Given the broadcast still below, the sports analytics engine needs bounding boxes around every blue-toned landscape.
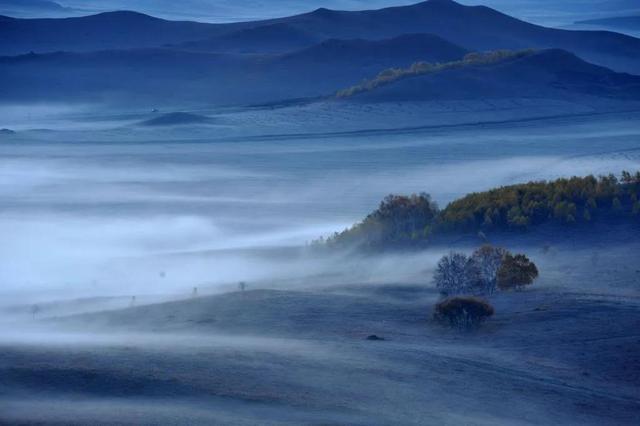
[1,1,639,424]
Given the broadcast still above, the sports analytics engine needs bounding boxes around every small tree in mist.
[433,296,494,330]
[497,254,539,291]
[433,252,475,296]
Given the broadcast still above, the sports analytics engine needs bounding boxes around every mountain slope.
[277,33,467,66]
[0,34,469,105]
[263,0,640,73]
[0,48,250,104]
[176,23,321,54]
[340,49,640,103]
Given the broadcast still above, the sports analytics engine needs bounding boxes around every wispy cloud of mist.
[1,105,638,303]
[0,149,636,300]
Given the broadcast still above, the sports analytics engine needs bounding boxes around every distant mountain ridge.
[0,0,66,11]
[0,10,227,55]
[1,0,639,73]
[0,0,68,17]
[1,0,639,107]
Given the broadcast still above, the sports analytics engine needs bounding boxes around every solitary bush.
[497,254,539,291]
[433,296,495,330]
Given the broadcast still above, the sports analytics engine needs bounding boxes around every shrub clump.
[496,253,539,291]
[433,296,495,330]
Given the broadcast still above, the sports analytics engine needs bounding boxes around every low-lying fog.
[1,105,639,306]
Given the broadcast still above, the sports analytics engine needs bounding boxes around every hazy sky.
[3,0,639,26]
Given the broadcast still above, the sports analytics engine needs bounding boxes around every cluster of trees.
[440,172,640,232]
[433,245,539,296]
[336,49,535,98]
[432,245,538,330]
[324,172,640,249]
[321,193,439,249]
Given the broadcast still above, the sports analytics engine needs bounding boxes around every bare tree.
[470,245,509,295]
[433,252,473,296]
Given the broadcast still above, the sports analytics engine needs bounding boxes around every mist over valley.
[1,1,639,424]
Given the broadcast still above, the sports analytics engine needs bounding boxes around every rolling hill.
[0,34,470,105]
[139,112,213,126]
[278,33,467,66]
[0,48,251,104]
[0,10,229,55]
[338,49,640,103]
[175,23,322,54]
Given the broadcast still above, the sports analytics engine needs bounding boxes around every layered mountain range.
[1,0,639,107]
